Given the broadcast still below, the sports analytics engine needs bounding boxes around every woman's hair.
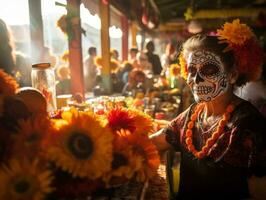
[183,34,234,70]
[182,34,247,86]
[0,19,15,74]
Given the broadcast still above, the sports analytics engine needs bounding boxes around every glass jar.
[31,63,57,112]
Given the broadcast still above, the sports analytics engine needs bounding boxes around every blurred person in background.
[136,52,153,75]
[117,61,133,85]
[41,46,57,67]
[0,18,31,86]
[83,46,98,92]
[161,42,176,76]
[56,65,71,95]
[122,69,148,97]
[129,47,139,68]
[110,48,121,64]
[145,40,162,75]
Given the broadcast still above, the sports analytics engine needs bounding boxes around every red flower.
[233,39,263,82]
[107,108,136,133]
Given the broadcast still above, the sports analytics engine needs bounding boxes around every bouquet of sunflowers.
[0,70,160,200]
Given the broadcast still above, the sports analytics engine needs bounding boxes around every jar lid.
[32,63,51,69]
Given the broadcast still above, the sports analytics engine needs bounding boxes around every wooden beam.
[121,15,129,61]
[100,0,112,94]
[130,21,138,48]
[28,0,45,63]
[67,0,85,97]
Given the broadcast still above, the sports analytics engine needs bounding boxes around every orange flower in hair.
[179,52,188,80]
[169,63,180,77]
[217,19,254,47]
[217,19,263,82]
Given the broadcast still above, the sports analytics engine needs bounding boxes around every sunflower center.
[68,132,93,160]
[112,153,128,169]
[14,180,30,194]
[27,133,39,143]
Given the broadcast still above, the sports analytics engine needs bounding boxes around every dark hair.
[123,62,133,72]
[146,41,155,52]
[88,47,96,55]
[182,34,248,86]
[129,47,138,54]
[0,19,15,74]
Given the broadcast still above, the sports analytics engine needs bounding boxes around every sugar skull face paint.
[187,50,228,102]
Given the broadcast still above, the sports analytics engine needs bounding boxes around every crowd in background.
[1,17,266,116]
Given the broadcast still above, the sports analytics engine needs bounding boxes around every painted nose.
[195,72,204,84]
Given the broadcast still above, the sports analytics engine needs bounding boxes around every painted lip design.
[194,86,213,95]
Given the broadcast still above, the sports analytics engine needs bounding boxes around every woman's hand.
[153,119,169,132]
[149,128,171,151]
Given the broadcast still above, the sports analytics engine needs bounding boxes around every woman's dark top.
[164,101,266,199]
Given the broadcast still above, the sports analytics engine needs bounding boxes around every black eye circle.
[200,64,220,77]
[188,66,197,76]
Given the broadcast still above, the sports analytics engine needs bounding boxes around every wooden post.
[67,0,85,97]
[130,21,138,48]
[100,0,112,94]
[121,15,129,61]
[28,0,45,63]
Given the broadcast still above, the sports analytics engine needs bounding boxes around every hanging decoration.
[184,7,266,21]
[139,0,160,30]
[102,0,109,5]
[55,2,86,42]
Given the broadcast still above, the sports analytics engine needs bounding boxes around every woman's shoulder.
[232,99,266,130]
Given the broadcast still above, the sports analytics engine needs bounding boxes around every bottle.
[31,63,57,112]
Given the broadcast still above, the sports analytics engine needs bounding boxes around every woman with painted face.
[150,20,266,199]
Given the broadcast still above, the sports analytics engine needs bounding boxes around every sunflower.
[0,69,18,96]
[117,129,160,182]
[0,159,54,200]
[13,114,51,160]
[103,130,142,184]
[45,110,113,179]
[0,128,13,164]
[217,19,254,46]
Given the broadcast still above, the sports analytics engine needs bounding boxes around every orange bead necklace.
[185,103,235,159]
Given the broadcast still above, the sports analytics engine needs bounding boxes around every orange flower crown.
[217,19,263,82]
[169,63,180,77]
[179,19,263,82]
[179,52,188,80]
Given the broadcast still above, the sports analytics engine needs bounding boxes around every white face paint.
[186,50,228,102]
